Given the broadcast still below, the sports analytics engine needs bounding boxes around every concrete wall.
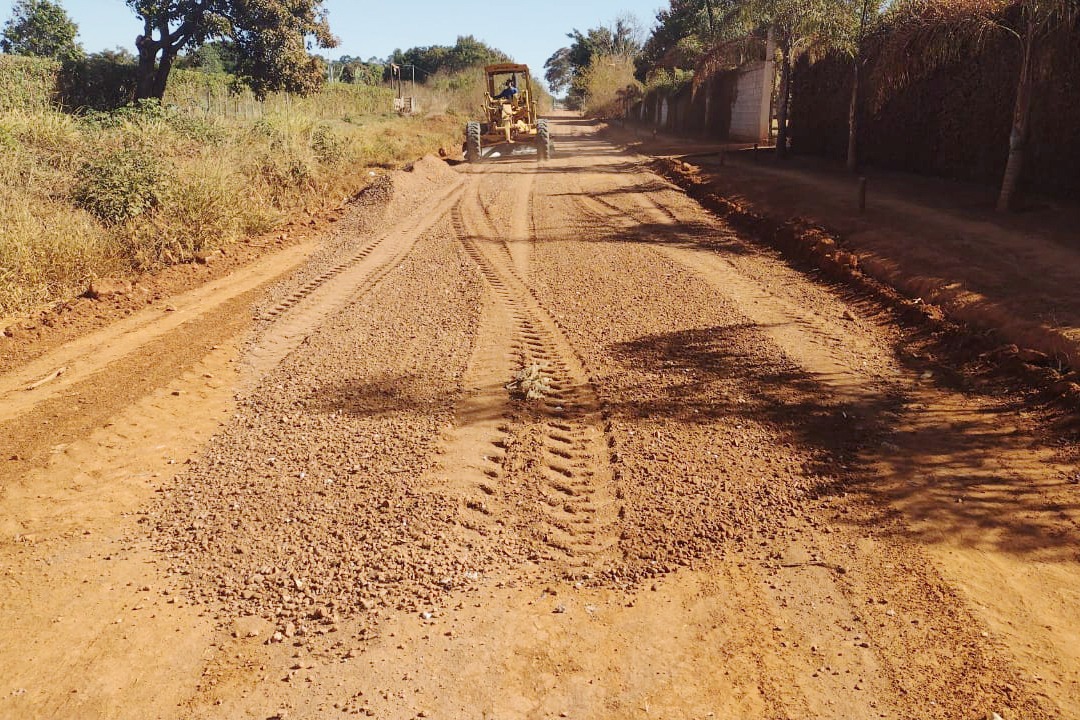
[729,60,774,142]
[629,54,773,142]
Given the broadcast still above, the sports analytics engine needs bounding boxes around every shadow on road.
[604,322,1079,562]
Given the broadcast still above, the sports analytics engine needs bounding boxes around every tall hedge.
[56,55,138,110]
[0,53,140,111]
[0,54,57,112]
[789,28,1080,200]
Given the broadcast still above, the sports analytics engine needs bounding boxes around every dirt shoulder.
[607,126,1080,396]
[0,193,352,378]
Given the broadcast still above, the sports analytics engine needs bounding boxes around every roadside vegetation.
[387,35,553,116]
[0,55,462,315]
[0,3,541,317]
[544,19,644,116]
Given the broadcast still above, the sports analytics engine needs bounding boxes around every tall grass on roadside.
[0,108,118,313]
[165,70,395,121]
[0,76,462,317]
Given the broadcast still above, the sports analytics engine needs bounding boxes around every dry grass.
[506,363,551,400]
[0,76,462,316]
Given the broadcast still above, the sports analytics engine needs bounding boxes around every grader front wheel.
[537,119,553,161]
[465,121,481,163]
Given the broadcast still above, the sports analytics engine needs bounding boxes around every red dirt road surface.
[1,118,1078,719]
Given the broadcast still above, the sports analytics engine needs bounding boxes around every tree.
[388,36,510,77]
[880,0,1079,210]
[176,40,241,74]
[840,0,884,171]
[576,53,642,117]
[544,47,573,94]
[1,0,83,61]
[335,56,383,85]
[545,18,643,103]
[639,0,740,78]
[125,1,338,101]
[91,46,137,64]
[784,0,883,171]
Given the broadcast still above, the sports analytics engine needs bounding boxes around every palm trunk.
[776,45,791,159]
[846,58,859,172]
[847,0,873,173]
[997,28,1035,212]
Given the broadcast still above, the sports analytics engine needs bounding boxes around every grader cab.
[464,63,552,162]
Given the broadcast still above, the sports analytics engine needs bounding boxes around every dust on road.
[0,119,1077,720]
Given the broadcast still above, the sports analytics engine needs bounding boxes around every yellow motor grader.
[464,63,552,162]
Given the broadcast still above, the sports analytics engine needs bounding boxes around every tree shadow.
[604,323,1080,562]
[529,218,754,257]
[310,372,515,430]
[307,372,454,420]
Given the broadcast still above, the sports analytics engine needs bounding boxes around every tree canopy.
[388,36,510,78]
[1,0,83,61]
[334,56,384,86]
[544,18,643,102]
[637,0,741,77]
[125,0,338,100]
[175,40,240,74]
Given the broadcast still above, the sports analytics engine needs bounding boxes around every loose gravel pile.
[152,205,501,633]
[152,160,859,632]
[255,157,455,320]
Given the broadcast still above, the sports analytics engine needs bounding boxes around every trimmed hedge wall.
[0,55,395,118]
[790,28,1080,199]
[0,55,58,112]
[0,53,138,111]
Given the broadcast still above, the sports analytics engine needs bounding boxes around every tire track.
[427,181,519,541]
[244,178,465,382]
[569,173,889,401]
[453,172,620,571]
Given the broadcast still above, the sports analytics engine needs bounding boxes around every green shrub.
[73,147,171,224]
[0,123,15,152]
[120,168,241,269]
[169,114,227,144]
[79,98,164,129]
[311,123,345,163]
[56,55,137,111]
[256,149,315,206]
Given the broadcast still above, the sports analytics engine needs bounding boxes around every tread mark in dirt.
[244,179,465,382]
[436,189,519,539]
[568,173,886,399]
[453,174,620,571]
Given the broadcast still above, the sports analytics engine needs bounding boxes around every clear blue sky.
[39,0,664,81]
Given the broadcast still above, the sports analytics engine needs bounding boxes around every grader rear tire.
[537,119,552,160]
[465,121,481,163]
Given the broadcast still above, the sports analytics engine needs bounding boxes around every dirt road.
[1,119,1077,719]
